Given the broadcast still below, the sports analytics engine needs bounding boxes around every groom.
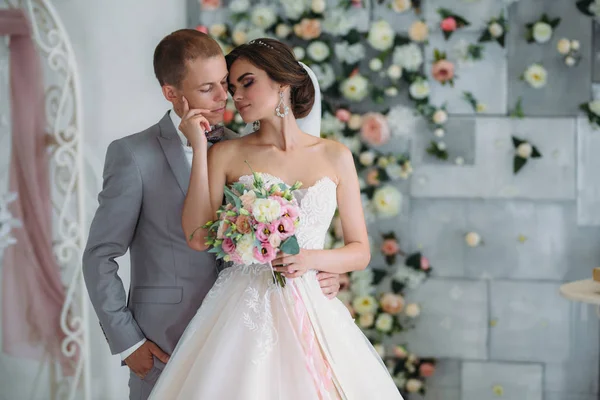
[82,29,341,400]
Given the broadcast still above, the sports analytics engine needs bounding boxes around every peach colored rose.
[360,112,390,146]
[223,109,234,124]
[336,109,351,122]
[380,293,404,314]
[420,256,430,270]
[432,59,454,84]
[419,363,435,377]
[235,215,252,234]
[380,239,399,256]
[366,169,380,186]
[440,17,456,32]
[195,25,209,34]
[240,190,257,212]
[201,0,221,9]
[408,21,429,42]
[295,19,321,40]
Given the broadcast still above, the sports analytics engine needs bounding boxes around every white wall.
[0,1,185,399]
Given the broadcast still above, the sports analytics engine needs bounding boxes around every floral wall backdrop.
[193,0,600,399]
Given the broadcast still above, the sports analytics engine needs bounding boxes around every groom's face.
[165,55,229,125]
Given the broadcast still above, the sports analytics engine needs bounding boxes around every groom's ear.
[161,85,179,104]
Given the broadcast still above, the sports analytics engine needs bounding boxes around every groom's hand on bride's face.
[317,272,341,299]
[125,340,170,379]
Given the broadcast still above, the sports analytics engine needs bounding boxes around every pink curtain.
[0,9,71,374]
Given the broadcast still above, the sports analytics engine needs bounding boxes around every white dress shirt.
[119,110,192,361]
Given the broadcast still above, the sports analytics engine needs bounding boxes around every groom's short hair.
[153,29,223,88]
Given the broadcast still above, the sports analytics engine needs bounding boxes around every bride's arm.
[274,142,371,275]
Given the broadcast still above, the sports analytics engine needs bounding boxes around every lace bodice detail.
[236,173,337,250]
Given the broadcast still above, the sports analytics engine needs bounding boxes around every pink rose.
[420,256,430,271]
[360,112,390,146]
[195,25,209,34]
[380,293,405,314]
[366,169,380,186]
[256,222,275,242]
[440,17,457,32]
[432,59,455,84]
[381,239,399,256]
[222,238,236,254]
[275,217,295,239]
[336,109,351,122]
[419,363,435,378]
[200,0,220,10]
[253,242,276,264]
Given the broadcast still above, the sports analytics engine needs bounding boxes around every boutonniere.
[479,11,508,47]
[525,13,560,44]
[556,38,581,67]
[512,136,542,174]
[437,8,470,40]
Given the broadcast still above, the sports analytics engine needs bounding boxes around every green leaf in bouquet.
[385,254,397,265]
[280,236,300,255]
[576,0,594,16]
[372,269,387,285]
[232,182,247,195]
[513,156,527,174]
[478,30,492,44]
[223,186,241,210]
[511,135,525,148]
[531,146,542,158]
[405,252,421,269]
[392,279,406,294]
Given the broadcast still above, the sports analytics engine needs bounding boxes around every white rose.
[387,65,402,80]
[358,313,375,328]
[517,142,533,158]
[488,22,504,38]
[341,74,369,102]
[375,313,394,332]
[437,141,446,151]
[385,87,398,97]
[523,63,547,89]
[251,6,277,29]
[391,0,411,13]
[359,151,375,166]
[236,234,256,265]
[209,23,226,38]
[307,41,330,62]
[352,295,378,315]
[268,233,281,248]
[348,114,363,130]
[432,109,448,125]
[373,344,386,359]
[293,46,305,60]
[588,100,600,116]
[404,303,420,317]
[406,379,423,393]
[369,58,383,71]
[367,20,395,51]
[557,38,571,55]
[533,22,552,43]
[465,231,481,247]
[571,39,580,51]
[311,0,326,13]
[252,198,281,223]
[373,186,402,217]
[565,56,576,67]
[275,24,291,38]
[232,30,248,46]
[455,156,465,166]
[392,43,423,72]
[230,0,250,12]
[434,128,445,138]
[409,80,430,100]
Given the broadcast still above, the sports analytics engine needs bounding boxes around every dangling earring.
[253,120,260,131]
[275,91,289,118]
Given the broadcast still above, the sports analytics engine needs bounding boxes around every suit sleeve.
[82,139,146,354]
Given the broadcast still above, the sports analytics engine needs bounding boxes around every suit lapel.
[157,112,190,195]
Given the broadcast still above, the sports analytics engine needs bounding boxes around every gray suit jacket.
[83,112,237,359]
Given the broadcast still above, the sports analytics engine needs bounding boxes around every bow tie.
[186,125,225,146]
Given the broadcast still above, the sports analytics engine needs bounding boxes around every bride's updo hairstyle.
[225,38,315,119]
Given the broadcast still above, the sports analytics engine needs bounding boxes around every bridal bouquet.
[197,169,302,287]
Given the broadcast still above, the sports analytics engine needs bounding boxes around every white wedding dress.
[149,173,403,400]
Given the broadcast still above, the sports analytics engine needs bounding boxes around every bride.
[148,38,403,400]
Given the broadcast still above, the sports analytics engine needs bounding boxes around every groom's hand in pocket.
[125,340,170,379]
